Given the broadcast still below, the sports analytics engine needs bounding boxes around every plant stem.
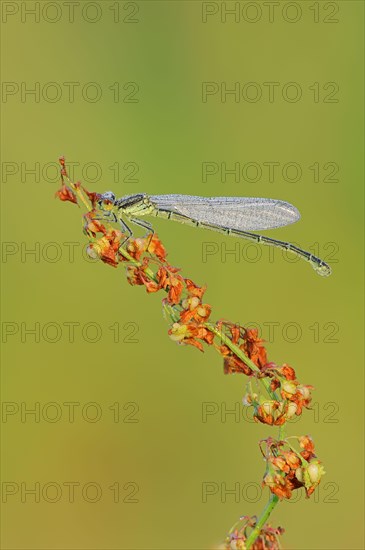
[205,323,278,400]
[205,323,260,373]
[245,494,280,549]
[118,247,158,282]
[66,177,92,211]
[278,425,286,440]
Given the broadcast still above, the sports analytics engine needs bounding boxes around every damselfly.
[96,192,331,277]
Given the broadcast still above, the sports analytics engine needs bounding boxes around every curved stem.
[245,494,280,549]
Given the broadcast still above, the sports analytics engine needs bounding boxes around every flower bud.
[261,400,275,416]
[271,456,287,471]
[297,385,311,399]
[285,402,298,419]
[263,473,275,487]
[87,244,100,259]
[190,296,200,310]
[284,451,301,469]
[295,467,303,483]
[306,460,325,484]
[230,539,246,550]
[242,393,252,406]
[282,381,297,395]
[169,323,188,342]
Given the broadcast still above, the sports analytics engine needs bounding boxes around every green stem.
[66,176,92,211]
[205,323,260,373]
[118,247,158,282]
[245,494,280,549]
[278,425,286,440]
[205,323,278,400]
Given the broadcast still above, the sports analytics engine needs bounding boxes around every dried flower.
[225,516,284,550]
[55,184,78,204]
[261,436,324,500]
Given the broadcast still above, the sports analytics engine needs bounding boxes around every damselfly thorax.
[96,192,331,277]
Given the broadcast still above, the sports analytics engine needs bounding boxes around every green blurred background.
[1,1,364,548]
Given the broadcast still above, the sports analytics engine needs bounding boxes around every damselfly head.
[98,191,116,211]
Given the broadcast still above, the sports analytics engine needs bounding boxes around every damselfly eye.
[100,191,116,203]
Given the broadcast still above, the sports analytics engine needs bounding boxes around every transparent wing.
[149,195,300,231]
